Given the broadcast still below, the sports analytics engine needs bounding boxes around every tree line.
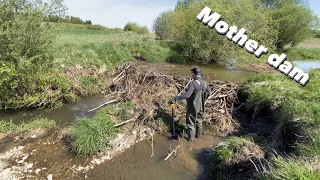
[153,0,320,62]
[45,15,93,25]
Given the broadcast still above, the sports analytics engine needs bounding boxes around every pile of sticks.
[111,63,241,136]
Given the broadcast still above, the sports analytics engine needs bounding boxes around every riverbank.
[1,64,320,179]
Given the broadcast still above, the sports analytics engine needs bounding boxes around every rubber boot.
[195,127,202,138]
[187,127,195,142]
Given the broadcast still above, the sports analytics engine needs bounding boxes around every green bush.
[124,22,140,32]
[69,107,119,155]
[136,26,149,35]
[0,120,17,133]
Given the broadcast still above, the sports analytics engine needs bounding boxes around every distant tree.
[136,26,149,35]
[153,10,174,40]
[124,22,140,32]
[267,0,317,49]
[85,20,92,25]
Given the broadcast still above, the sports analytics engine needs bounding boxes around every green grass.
[263,156,320,180]
[0,118,56,133]
[53,23,185,67]
[286,48,320,60]
[240,69,320,179]
[210,137,262,180]
[69,107,119,155]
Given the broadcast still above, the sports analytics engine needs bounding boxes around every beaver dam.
[0,63,268,180]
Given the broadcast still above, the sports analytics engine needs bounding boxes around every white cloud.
[64,0,175,30]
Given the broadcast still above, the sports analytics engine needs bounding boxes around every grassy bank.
[0,118,56,133]
[210,68,320,179]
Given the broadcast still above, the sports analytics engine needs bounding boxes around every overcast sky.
[64,0,320,30]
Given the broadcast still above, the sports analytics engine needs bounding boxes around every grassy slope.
[53,23,184,67]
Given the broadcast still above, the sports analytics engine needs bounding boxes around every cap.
[191,67,201,75]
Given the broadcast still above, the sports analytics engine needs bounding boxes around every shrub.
[136,26,149,35]
[0,120,17,133]
[124,22,140,32]
[69,107,119,155]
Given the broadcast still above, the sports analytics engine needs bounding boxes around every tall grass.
[241,69,320,179]
[264,156,320,180]
[69,107,119,155]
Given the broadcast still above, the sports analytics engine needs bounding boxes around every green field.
[52,23,185,68]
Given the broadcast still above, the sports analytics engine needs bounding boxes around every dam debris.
[111,63,241,136]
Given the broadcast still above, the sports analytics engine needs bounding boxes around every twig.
[114,119,135,127]
[249,158,260,173]
[164,145,181,161]
[87,99,118,112]
[151,131,154,157]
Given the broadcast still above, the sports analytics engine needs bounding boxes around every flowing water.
[0,62,255,180]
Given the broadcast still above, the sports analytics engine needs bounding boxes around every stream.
[4,61,318,180]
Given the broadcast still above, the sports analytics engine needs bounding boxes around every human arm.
[168,82,194,104]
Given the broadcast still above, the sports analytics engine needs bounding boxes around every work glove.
[168,97,177,104]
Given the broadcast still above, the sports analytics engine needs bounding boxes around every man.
[169,67,211,142]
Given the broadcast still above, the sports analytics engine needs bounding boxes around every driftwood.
[164,145,181,161]
[87,99,118,112]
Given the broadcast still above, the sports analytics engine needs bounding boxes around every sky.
[64,0,320,31]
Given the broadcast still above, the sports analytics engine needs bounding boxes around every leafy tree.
[168,0,277,63]
[153,10,174,40]
[0,0,67,109]
[270,3,315,49]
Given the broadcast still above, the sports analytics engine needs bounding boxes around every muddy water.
[0,95,112,125]
[139,61,257,82]
[0,62,255,125]
[87,135,221,180]
[0,62,250,180]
